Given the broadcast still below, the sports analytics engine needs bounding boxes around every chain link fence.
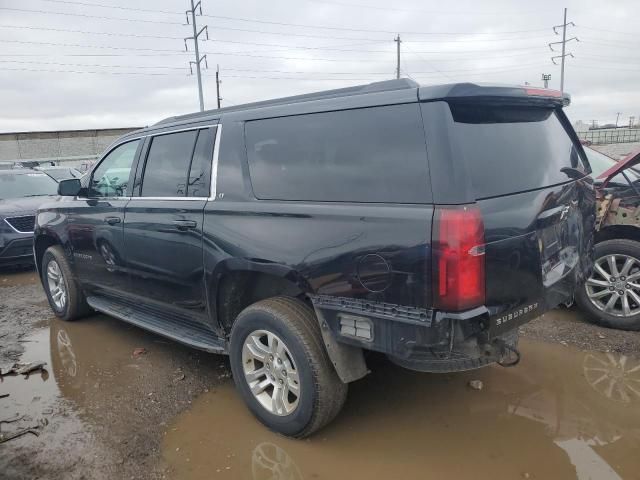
[578,128,640,145]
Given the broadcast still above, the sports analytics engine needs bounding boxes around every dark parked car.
[576,147,640,330]
[0,169,58,267]
[34,80,595,437]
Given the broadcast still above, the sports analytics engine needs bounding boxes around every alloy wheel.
[46,259,67,311]
[242,330,301,416]
[585,254,640,317]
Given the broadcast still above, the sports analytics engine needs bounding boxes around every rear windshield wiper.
[560,166,588,180]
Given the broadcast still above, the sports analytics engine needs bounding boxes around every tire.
[576,239,640,331]
[229,296,347,438]
[41,245,90,321]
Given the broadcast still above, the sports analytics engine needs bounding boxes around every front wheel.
[576,239,640,331]
[41,246,90,321]
[229,296,347,438]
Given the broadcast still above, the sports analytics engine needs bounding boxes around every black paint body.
[34,81,595,368]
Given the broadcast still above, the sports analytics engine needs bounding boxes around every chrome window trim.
[146,124,217,138]
[209,124,222,201]
[84,196,132,201]
[84,123,221,201]
[4,215,36,234]
[128,197,208,201]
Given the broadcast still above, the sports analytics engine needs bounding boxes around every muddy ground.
[1,267,639,480]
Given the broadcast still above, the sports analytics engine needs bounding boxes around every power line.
[0,24,186,40]
[577,25,639,37]
[307,0,543,15]
[0,6,185,25]
[0,59,188,70]
[403,43,453,81]
[199,15,550,37]
[0,24,552,56]
[0,66,379,81]
[579,38,640,48]
[571,63,640,72]
[23,0,181,15]
[0,38,549,59]
[14,0,551,35]
[0,59,551,76]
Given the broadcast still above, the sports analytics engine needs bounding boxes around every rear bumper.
[310,295,534,372]
[0,235,34,266]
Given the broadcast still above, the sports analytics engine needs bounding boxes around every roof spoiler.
[419,83,570,107]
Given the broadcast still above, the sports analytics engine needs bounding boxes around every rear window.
[450,105,585,199]
[245,104,430,203]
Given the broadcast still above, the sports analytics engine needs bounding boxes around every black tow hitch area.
[387,317,521,373]
[476,331,521,368]
[493,338,521,368]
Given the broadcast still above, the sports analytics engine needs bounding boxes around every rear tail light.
[432,205,485,311]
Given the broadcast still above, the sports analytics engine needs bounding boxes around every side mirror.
[58,178,82,196]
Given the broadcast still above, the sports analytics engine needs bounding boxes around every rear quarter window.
[244,103,431,203]
[449,105,586,199]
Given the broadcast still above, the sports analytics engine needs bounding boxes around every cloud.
[0,0,638,131]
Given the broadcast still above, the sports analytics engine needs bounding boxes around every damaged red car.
[576,147,640,330]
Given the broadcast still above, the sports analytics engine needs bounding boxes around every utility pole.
[184,0,209,112]
[215,64,222,109]
[591,120,598,129]
[616,112,621,127]
[394,35,401,79]
[542,73,551,88]
[550,8,578,95]
[630,116,636,128]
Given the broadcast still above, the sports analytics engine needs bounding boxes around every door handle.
[104,216,121,225]
[173,219,197,231]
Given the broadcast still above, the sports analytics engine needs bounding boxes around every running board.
[86,295,226,354]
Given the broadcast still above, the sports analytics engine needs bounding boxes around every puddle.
[1,312,227,478]
[2,268,639,479]
[163,342,640,480]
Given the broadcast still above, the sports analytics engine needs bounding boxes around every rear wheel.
[41,246,90,321]
[576,239,640,331]
[229,296,347,438]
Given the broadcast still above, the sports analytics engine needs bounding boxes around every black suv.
[35,80,595,437]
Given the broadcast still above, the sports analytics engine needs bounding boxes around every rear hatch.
[421,85,595,337]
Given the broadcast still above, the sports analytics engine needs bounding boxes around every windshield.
[0,172,58,199]
[584,147,640,183]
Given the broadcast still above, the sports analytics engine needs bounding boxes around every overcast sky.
[0,0,638,132]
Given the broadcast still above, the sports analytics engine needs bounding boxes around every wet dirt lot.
[1,268,640,480]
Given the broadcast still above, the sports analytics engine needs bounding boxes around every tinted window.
[91,140,139,197]
[187,128,215,197]
[141,130,198,197]
[0,172,58,199]
[450,105,586,199]
[245,104,430,203]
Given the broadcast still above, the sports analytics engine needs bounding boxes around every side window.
[244,104,430,203]
[90,140,140,198]
[187,128,215,197]
[141,130,198,197]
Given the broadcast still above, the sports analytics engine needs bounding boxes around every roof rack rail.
[155,78,418,126]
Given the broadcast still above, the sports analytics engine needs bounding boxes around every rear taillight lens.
[432,205,485,311]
